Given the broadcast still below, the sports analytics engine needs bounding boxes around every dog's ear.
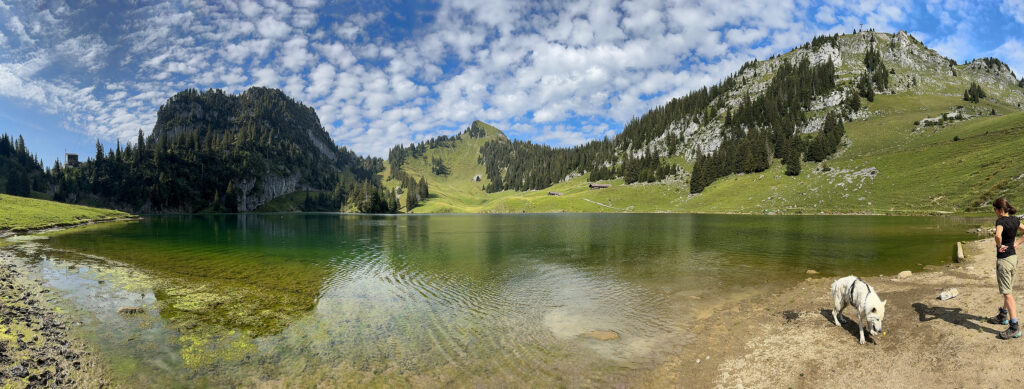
[882,300,887,306]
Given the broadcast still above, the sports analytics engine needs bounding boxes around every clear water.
[11,213,976,386]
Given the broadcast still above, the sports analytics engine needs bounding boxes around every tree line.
[0,134,45,197]
[14,87,398,213]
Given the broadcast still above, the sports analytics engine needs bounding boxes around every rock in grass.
[897,270,912,279]
[939,288,959,300]
[581,330,619,341]
[117,306,144,315]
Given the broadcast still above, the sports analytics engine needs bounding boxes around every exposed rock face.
[236,173,302,212]
[664,30,1024,162]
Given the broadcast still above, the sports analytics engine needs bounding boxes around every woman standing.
[988,198,1024,339]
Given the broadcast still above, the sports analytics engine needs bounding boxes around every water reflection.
[25,213,976,386]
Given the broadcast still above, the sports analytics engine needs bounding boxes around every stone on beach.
[897,270,912,279]
[939,288,959,300]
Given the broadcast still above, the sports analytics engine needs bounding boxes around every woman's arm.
[996,225,1005,252]
[1015,224,1024,249]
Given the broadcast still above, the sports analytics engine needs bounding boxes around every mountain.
[387,30,1024,214]
[47,87,393,213]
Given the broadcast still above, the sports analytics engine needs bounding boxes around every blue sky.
[1,0,1022,165]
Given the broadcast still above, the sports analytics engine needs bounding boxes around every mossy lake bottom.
[1,213,980,387]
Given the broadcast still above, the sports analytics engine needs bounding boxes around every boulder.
[897,270,912,279]
[806,270,819,275]
[580,330,619,341]
[939,288,959,301]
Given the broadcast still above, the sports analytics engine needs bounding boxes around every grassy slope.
[0,194,130,230]
[390,97,1024,214]
[386,33,1024,215]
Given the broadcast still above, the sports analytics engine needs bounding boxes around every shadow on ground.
[912,302,1000,335]
[818,309,875,344]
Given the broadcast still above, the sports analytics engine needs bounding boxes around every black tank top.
[997,216,1020,259]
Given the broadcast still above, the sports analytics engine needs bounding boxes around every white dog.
[831,275,887,344]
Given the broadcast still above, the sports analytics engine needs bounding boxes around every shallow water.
[12,213,976,386]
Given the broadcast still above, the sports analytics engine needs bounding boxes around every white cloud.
[257,16,290,39]
[4,0,1017,159]
[306,63,334,99]
[314,41,356,67]
[991,39,1024,77]
[815,6,837,24]
[239,0,262,18]
[55,34,109,71]
[252,67,280,87]
[1002,0,1024,24]
[5,13,32,43]
[279,36,313,71]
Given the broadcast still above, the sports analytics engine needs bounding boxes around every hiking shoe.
[999,325,1022,340]
[989,312,1009,325]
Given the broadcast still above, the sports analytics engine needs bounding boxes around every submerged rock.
[581,330,620,341]
[117,306,144,315]
[806,270,819,275]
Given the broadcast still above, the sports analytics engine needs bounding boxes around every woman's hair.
[994,198,1017,215]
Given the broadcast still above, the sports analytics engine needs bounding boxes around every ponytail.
[994,198,1017,215]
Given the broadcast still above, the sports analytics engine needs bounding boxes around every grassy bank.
[0,194,131,232]
[387,101,1024,215]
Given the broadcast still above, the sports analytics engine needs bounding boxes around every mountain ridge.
[385,29,1024,214]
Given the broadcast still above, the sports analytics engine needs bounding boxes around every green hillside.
[386,31,1024,215]
[383,121,503,212]
[0,194,130,231]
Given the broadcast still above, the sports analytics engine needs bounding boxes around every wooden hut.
[589,183,611,190]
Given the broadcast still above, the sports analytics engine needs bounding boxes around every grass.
[387,94,1024,215]
[0,194,131,231]
[383,32,1024,215]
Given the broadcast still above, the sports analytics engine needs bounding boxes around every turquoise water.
[11,213,976,386]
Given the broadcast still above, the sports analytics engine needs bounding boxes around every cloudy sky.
[1,0,1022,164]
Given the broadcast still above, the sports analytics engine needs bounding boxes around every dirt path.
[643,238,1024,388]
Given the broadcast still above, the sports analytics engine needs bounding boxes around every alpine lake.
[5,213,979,386]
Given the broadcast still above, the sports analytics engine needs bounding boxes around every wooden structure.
[548,191,564,196]
[65,153,80,167]
[589,183,611,190]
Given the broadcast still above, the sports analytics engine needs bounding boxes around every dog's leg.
[831,296,847,325]
[858,314,866,345]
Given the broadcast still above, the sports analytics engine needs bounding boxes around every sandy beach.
[642,237,1024,388]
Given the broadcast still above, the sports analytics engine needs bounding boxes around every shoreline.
[0,221,994,387]
[0,248,107,387]
[645,237,1019,388]
[0,217,141,239]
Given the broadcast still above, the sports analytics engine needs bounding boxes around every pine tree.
[784,143,801,176]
